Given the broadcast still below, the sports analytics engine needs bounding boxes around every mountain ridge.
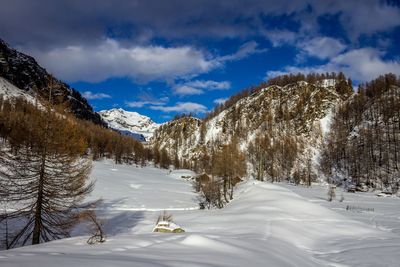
[0,39,105,126]
[152,78,353,183]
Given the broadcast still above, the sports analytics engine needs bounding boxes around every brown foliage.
[204,72,352,122]
[0,97,94,247]
[320,74,400,190]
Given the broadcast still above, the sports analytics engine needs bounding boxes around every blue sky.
[0,0,399,122]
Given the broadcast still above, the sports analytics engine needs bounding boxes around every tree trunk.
[32,154,46,245]
[223,177,229,203]
[229,177,234,200]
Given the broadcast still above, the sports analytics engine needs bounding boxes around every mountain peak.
[98,108,159,142]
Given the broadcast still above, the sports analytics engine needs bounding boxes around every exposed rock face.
[152,116,202,155]
[0,39,104,126]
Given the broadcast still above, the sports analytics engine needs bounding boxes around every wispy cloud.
[185,80,231,90]
[173,79,231,96]
[297,37,346,60]
[218,41,267,62]
[125,96,169,108]
[173,85,204,96]
[150,102,208,113]
[82,91,111,100]
[262,30,297,47]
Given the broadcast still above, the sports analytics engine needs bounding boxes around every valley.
[1,161,399,266]
[1,2,400,265]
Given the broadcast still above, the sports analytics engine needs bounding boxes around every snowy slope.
[85,160,198,211]
[1,161,399,266]
[99,108,159,141]
[0,77,36,103]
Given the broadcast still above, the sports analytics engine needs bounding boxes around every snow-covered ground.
[280,183,400,236]
[86,160,199,211]
[1,161,399,266]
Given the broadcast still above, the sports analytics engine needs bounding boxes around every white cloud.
[336,2,400,39]
[213,98,228,105]
[266,48,400,82]
[82,91,111,100]
[173,79,231,96]
[185,80,231,90]
[29,39,265,83]
[125,97,168,108]
[298,37,346,60]
[150,102,208,113]
[31,39,217,83]
[218,41,267,62]
[331,48,400,81]
[173,85,204,96]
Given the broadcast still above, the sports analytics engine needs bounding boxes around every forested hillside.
[153,73,400,205]
[151,73,355,206]
[321,74,400,192]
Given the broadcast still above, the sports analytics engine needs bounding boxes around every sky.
[0,0,399,122]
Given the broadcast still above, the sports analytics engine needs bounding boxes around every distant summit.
[98,108,159,142]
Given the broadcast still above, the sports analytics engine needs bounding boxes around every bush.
[201,180,224,209]
[156,211,173,224]
[82,210,106,245]
[327,185,336,202]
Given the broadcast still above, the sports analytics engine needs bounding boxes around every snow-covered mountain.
[99,108,159,142]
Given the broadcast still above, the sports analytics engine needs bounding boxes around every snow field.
[1,161,399,266]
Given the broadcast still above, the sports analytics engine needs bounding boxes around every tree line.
[0,96,171,166]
